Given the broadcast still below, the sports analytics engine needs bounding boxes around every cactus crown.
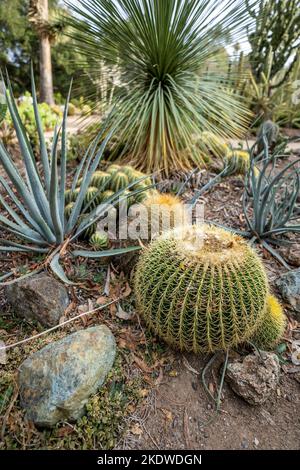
[134,224,269,353]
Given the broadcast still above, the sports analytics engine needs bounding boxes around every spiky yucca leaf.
[134,224,268,353]
[66,0,255,174]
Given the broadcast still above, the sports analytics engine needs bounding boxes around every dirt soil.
[123,169,300,451]
[0,142,300,450]
[131,353,300,450]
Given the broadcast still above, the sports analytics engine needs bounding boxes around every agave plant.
[66,0,256,174]
[0,68,149,285]
[242,136,300,267]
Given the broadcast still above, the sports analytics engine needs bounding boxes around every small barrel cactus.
[84,186,101,207]
[64,202,74,219]
[107,164,122,175]
[89,231,109,250]
[134,225,269,353]
[91,170,111,189]
[65,188,76,204]
[201,131,230,158]
[111,172,129,192]
[79,215,97,239]
[121,165,138,181]
[120,189,135,207]
[250,295,286,350]
[101,189,115,202]
[226,150,251,175]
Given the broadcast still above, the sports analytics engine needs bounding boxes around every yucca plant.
[66,0,256,174]
[0,68,150,285]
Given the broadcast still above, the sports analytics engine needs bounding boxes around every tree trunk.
[39,0,54,105]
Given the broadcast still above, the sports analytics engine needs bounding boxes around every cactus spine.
[134,225,269,353]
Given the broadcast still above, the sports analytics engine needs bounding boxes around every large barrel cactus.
[134,225,269,353]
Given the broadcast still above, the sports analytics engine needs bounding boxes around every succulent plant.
[84,186,101,207]
[250,295,286,350]
[111,172,129,192]
[90,170,111,189]
[89,231,109,250]
[64,202,75,219]
[225,150,251,175]
[143,193,189,239]
[107,164,122,175]
[201,131,230,159]
[0,68,142,283]
[134,224,269,353]
[101,190,115,202]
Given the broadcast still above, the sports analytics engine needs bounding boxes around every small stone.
[226,353,280,405]
[286,245,300,268]
[19,325,116,427]
[275,268,300,317]
[254,437,259,447]
[191,381,198,391]
[241,438,248,449]
[4,272,69,327]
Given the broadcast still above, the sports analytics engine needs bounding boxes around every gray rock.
[19,325,116,427]
[226,353,280,405]
[5,272,69,327]
[286,245,300,268]
[275,268,300,316]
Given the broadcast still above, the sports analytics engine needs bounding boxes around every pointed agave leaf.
[0,176,43,234]
[50,253,75,285]
[31,62,50,194]
[0,142,56,243]
[59,80,73,225]
[66,122,115,233]
[0,238,48,253]
[5,76,53,226]
[72,245,142,258]
[0,214,45,243]
[0,269,43,287]
[49,126,64,243]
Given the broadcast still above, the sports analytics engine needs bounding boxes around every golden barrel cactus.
[250,295,286,350]
[134,225,269,353]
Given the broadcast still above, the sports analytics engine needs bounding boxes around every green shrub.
[5,92,61,147]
